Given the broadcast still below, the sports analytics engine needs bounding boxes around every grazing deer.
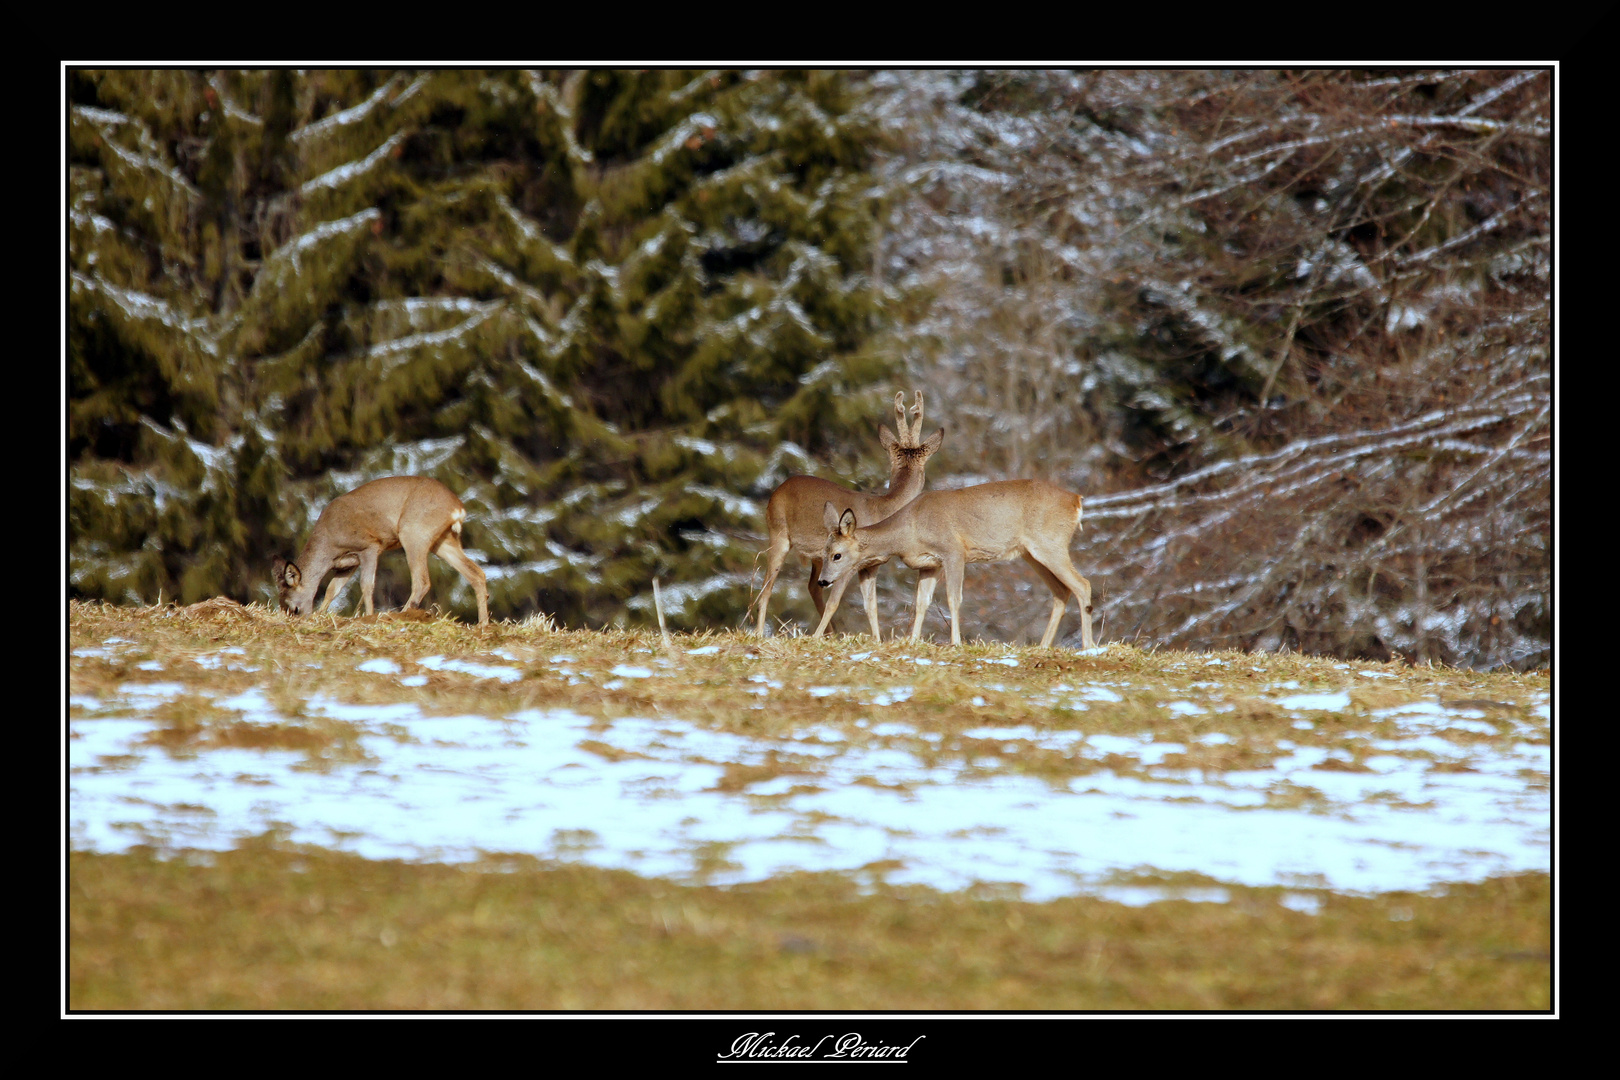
[814,479,1095,648]
[272,476,490,626]
[749,391,944,638]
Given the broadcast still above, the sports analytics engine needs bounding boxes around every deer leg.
[807,559,826,617]
[314,552,362,615]
[318,570,356,614]
[1025,547,1094,649]
[910,568,939,641]
[1072,570,1096,650]
[859,568,880,640]
[942,554,966,646]
[752,532,792,636]
[811,565,854,638]
[399,532,437,613]
[357,548,382,616]
[1019,552,1069,647]
[434,533,490,626]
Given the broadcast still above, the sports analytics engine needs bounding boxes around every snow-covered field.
[69,653,1549,903]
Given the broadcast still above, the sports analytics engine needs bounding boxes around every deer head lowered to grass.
[749,390,944,638]
[272,475,490,626]
[814,479,1096,649]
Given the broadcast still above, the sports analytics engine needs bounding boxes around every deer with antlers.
[750,391,943,638]
[813,479,1095,648]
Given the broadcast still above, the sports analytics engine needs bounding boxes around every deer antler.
[753,387,943,639]
[908,390,925,445]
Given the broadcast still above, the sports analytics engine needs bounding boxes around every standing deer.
[749,391,944,638]
[272,476,490,626]
[814,479,1095,648]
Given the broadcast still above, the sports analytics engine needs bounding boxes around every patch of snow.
[1279,893,1323,915]
[416,656,523,683]
[1275,691,1353,711]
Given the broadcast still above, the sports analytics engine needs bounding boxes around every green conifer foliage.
[69,69,894,627]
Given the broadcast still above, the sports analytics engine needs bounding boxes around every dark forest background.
[66,69,1551,670]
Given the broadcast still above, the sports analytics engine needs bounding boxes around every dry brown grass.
[67,842,1550,1011]
[68,601,1548,784]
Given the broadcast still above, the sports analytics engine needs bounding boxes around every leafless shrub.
[865,69,1550,668]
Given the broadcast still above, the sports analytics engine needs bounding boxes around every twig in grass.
[652,577,673,652]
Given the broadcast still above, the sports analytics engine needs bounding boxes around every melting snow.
[416,656,523,683]
[69,682,1549,903]
[1275,691,1354,711]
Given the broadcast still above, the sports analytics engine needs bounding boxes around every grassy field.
[65,600,1553,1011]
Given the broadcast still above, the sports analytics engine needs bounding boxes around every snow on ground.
[68,682,1549,904]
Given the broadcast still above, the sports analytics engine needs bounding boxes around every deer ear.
[276,559,301,588]
[823,501,841,532]
[839,508,857,537]
[921,427,944,453]
[879,425,898,450]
